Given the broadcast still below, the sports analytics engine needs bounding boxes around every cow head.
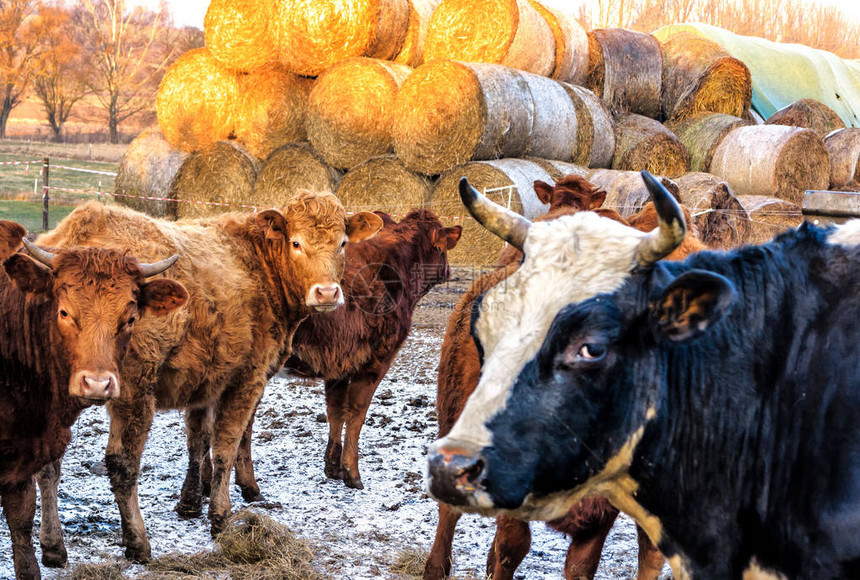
[399,209,462,295]
[256,191,383,312]
[426,172,687,509]
[0,224,187,401]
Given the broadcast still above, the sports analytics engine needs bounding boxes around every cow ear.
[534,180,553,205]
[649,270,734,342]
[255,209,287,241]
[346,211,384,242]
[3,254,53,295]
[587,189,607,210]
[0,220,26,261]
[437,225,462,251]
[139,278,188,317]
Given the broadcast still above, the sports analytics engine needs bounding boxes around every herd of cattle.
[0,171,858,580]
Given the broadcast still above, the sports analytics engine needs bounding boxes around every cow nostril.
[460,457,485,485]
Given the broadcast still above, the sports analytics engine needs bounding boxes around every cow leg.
[423,502,462,580]
[233,402,263,502]
[2,478,40,580]
[323,378,347,480]
[635,524,665,580]
[558,501,619,580]
[36,457,67,567]
[341,362,389,489]
[486,516,531,580]
[176,406,213,518]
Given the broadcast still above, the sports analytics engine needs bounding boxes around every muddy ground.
[0,268,671,579]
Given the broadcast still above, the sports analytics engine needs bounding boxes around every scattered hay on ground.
[203,0,277,72]
[736,195,802,245]
[612,113,690,178]
[666,112,752,172]
[115,127,188,219]
[336,155,431,216]
[390,546,429,578]
[59,560,129,580]
[764,98,846,138]
[562,83,615,168]
[254,143,343,208]
[674,172,750,249]
[824,127,860,188]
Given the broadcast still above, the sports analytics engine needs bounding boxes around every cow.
[426,174,706,580]
[192,209,461,497]
[33,194,383,562]
[0,220,186,580]
[427,176,860,579]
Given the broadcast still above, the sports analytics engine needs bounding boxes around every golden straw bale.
[709,125,830,204]
[586,168,680,217]
[392,60,577,175]
[674,172,750,249]
[233,65,313,161]
[115,128,188,219]
[156,48,240,153]
[423,0,555,76]
[736,195,802,244]
[307,58,413,170]
[254,144,343,208]
[765,98,846,138]
[825,128,860,188]
[431,158,553,265]
[561,83,615,168]
[612,113,690,178]
[204,0,277,73]
[336,155,431,216]
[586,28,662,118]
[660,32,752,122]
[393,0,441,66]
[666,113,753,172]
[526,157,588,181]
[269,0,411,77]
[169,140,259,219]
[528,0,588,83]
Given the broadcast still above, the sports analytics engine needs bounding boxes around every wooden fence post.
[42,157,49,232]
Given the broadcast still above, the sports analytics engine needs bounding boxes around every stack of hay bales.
[666,113,752,172]
[254,144,343,208]
[336,156,432,216]
[586,169,681,217]
[115,128,188,219]
[825,128,860,189]
[612,114,690,178]
[673,172,750,249]
[765,98,846,137]
[394,0,441,66]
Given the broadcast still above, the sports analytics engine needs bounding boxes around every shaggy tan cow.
[35,193,382,563]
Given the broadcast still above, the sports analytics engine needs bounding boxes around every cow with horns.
[0,221,186,580]
[428,175,860,578]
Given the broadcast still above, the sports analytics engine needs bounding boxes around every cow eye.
[127,316,136,326]
[59,309,69,319]
[341,240,347,248]
[578,343,606,361]
[291,241,301,249]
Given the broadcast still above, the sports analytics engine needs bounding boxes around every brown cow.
[0,220,186,580]
[425,175,706,580]
[35,194,383,562]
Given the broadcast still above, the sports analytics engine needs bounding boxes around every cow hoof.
[324,464,343,480]
[343,474,364,490]
[241,487,264,503]
[175,501,203,519]
[210,515,227,537]
[125,544,151,563]
[41,544,68,568]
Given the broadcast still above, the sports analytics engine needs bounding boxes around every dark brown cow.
[0,220,186,580]
[35,193,382,562]
[425,175,706,580]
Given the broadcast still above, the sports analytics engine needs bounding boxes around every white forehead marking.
[829,218,860,246]
[443,212,650,448]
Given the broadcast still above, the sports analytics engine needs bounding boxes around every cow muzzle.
[426,440,494,511]
[307,283,343,312]
[70,370,120,401]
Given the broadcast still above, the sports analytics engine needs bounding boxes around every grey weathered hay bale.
[528,0,588,83]
[561,83,615,168]
[169,140,259,219]
[525,156,588,181]
[736,195,802,245]
[392,60,577,175]
[586,168,680,217]
[586,28,662,118]
[431,158,552,265]
[336,155,431,216]
[254,143,343,208]
[660,32,752,121]
[825,127,860,188]
[393,0,441,66]
[612,113,690,178]
[666,113,753,172]
[423,0,555,76]
[709,125,830,204]
[674,172,750,249]
[115,128,188,219]
[748,108,765,124]
[307,58,413,170]
[765,98,846,138]
[204,0,277,73]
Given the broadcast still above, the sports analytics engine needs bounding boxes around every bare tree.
[0,0,43,139]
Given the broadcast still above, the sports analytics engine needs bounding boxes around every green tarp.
[653,23,860,127]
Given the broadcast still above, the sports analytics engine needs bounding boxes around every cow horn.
[634,171,686,265]
[138,254,180,278]
[21,238,56,266]
[459,177,531,251]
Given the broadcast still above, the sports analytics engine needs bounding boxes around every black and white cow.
[427,178,860,579]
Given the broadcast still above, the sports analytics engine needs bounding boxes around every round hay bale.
[666,113,753,172]
[393,0,440,66]
[430,158,552,265]
[561,83,615,168]
[586,29,662,118]
[765,98,846,138]
[233,65,313,161]
[254,144,343,208]
[336,155,431,215]
[612,113,690,178]
[115,128,188,219]
[825,128,860,188]
[169,140,259,219]
[586,168,680,217]
[392,60,577,175]
[674,172,750,249]
[204,0,277,73]
[423,0,555,76]
[528,0,588,83]
[736,195,802,245]
[307,58,413,170]
[156,48,240,153]
[709,125,830,204]
[270,0,411,77]
[525,157,588,181]
[660,32,752,121]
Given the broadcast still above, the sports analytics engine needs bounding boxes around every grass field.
[0,200,75,232]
